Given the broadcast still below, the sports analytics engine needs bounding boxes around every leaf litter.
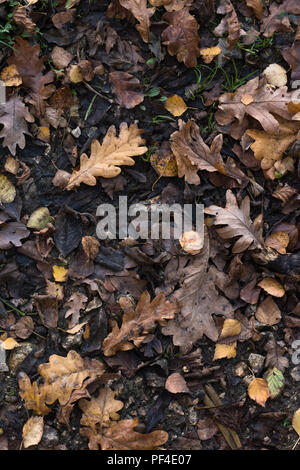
[0,0,299,452]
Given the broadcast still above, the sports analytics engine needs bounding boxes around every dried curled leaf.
[81,417,168,450]
[205,190,263,253]
[65,123,147,189]
[38,350,105,406]
[102,291,179,356]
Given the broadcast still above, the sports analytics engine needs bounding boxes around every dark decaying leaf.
[53,206,82,257]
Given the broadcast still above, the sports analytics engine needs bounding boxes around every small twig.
[83,81,113,104]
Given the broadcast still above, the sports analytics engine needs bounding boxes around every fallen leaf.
[264,335,289,372]
[0,222,30,250]
[119,0,155,43]
[52,265,68,283]
[109,71,144,109]
[199,46,221,64]
[0,64,22,86]
[164,95,187,117]
[27,207,53,230]
[170,120,247,185]
[0,95,34,155]
[205,190,263,253]
[215,77,294,139]
[255,296,281,326]
[81,417,168,450]
[13,5,36,33]
[0,174,16,203]
[150,146,178,177]
[258,277,285,298]
[79,387,124,430]
[213,342,237,360]
[18,372,51,415]
[265,232,289,254]
[64,122,147,189]
[64,292,88,329]
[266,367,285,399]
[165,373,190,394]
[38,350,105,406]
[248,377,270,407]
[162,8,200,67]
[1,337,19,350]
[33,294,59,329]
[14,316,34,339]
[22,416,44,449]
[246,0,263,19]
[292,408,300,436]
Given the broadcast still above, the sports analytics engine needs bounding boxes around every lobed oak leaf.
[7,37,55,116]
[204,190,263,253]
[119,0,155,43]
[170,120,248,185]
[261,0,300,37]
[109,71,144,109]
[38,350,106,406]
[80,417,168,450]
[18,372,51,415]
[0,95,34,155]
[102,291,179,356]
[79,387,124,430]
[248,377,270,407]
[65,122,147,190]
[161,8,200,68]
[215,77,294,140]
[0,221,30,250]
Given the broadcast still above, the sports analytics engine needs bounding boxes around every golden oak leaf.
[246,118,300,170]
[248,377,270,407]
[65,122,147,190]
[38,350,105,406]
[79,387,124,430]
[18,372,51,415]
[80,417,168,450]
[102,291,179,356]
[22,416,44,449]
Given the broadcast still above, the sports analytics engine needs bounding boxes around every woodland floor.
[0,0,299,452]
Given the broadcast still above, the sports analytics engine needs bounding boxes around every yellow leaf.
[213,342,237,360]
[199,46,221,64]
[265,231,289,254]
[164,95,187,117]
[2,337,19,350]
[37,126,50,143]
[0,64,22,86]
[150,151,178,177]
[292,408,300,436]
[258,277,285,297]
[179,230,204,254]
[248,377,270,407]
[0,174,16,204]
[220,319,241,339]
[53,265,68,283]
[22,416,44,448]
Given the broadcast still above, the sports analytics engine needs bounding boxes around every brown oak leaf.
[18,372,51,415]
[119,0,155,43]
[79,387,124,431]
[7,37,55,115]
[215,77,294,139]
[102,291,179,356]
[0,95,34,155]
[109,71,144,109]
[161,8,200,67]
[80,417,168,450]
[170,119,248,185]
[205,189,264,253]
